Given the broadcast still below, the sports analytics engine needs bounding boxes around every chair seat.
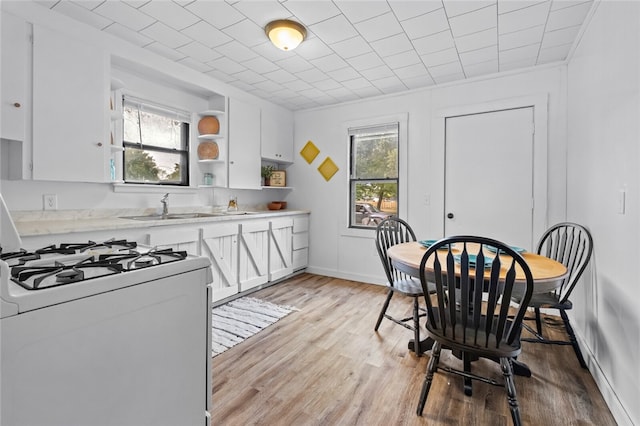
[388,277,423,296]
[513,292,573,310]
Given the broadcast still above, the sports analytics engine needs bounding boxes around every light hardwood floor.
[212,273,616,425]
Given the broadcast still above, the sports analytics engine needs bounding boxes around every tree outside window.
[349,123,398,228]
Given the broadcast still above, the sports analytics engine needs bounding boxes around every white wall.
[292,66,567,284]
[566,2,639,425]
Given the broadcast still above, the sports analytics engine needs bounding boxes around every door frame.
[428,94,549,245]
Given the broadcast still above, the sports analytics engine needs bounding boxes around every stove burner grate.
[10,257,124,290]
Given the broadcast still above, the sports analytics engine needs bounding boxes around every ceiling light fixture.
[265,19,307,51]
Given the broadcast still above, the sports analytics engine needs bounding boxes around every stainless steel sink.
[121,212,222,221]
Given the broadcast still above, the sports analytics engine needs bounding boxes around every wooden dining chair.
[416,236,534,426]
[374,217,432,356]
[513,222,593,368]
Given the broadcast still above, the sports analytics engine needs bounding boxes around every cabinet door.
[228,98,261,189]
[201,223,239,302]
[238,221,269,292]
[148,226,200,255]
[1,12,28,142]
[32,25,109,182]
[261,108,293,163]
[269,217,293,281]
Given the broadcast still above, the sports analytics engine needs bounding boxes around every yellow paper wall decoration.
[300,140,320,164]
[317,157,339,181]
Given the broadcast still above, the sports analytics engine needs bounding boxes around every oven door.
[0,267,211,426]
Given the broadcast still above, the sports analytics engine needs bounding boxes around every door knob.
[447,213,454,219]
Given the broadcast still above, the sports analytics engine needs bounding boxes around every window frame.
[121,96,191,187]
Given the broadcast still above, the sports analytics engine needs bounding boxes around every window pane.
[350,180,398,227]
[352,132,398,179]
[123,106,185,150]
[124,147,186,184]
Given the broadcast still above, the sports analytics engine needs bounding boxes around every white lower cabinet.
[292,215,309,271]
[201,223,239,303]
[147,226,199,255]
[268,217,293,282]
[238,221,269,292]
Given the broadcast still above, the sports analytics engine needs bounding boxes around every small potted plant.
[261,165,275,186]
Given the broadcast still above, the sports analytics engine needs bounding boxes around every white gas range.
[0,198,212,426]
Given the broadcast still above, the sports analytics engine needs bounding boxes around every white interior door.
[444,107,534,249]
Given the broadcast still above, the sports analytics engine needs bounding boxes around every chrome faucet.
[161,193,169,218]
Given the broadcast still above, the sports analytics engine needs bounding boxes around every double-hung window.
[122,96,190,186]
[349,123,399,228]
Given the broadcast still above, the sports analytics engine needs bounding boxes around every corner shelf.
[198,134,224,141]
[198,159,224,163]
[262,186,293,190]
[199,109,224,116]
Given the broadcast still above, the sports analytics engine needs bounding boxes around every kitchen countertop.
[12,208,310,237]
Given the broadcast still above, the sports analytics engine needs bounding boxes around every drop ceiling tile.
[181,21,233,48]
[323,86,356,99]
[299,87,333,99]
[294,37,334,60]
[105,23,154,47]
[310,15,359,45]
[233,69,267,84]
[498,1,547,14]
[275,55,314,72]
[326,66,361,82]
[286,79,314,91]
[355,12,404,42]
[499,2,551,34]
[242,56,280,74]
[263,68,298,83]
[393,63,429,79]
[335,0,390,24]
[359,65,395,80]
[500,57,536,71]
[370,33,413,57]
[214,40,258,62]
[70,1,106,11]
[312,78,344,91]
[232,80,259,92]
[332,36,373,59]
[144,42,188,61]
[464,59,499,77]
[209,56,248,75]
[251,41,292,62]
[402,74,435,89]
[231,0,292,27]
[428,61,464,78]
[310,54,349,73]
[252,79,285,92]
[499,44,539,64]
[282,0,341,25]
[178,41,221,63]
[297,68,330,83]
[412,30,455,55]
[139,1,199,30]
[389,1,443,21]
[443,1,495,18]
[401,8,450,39]
[455,27,496,53]
[222,19,265,47]
[123,1,150,8]
[177,56,212,73]
[342,77,373,90]
[538,43,572,62]
[546,2,592,31]
[185,1,245,28]
[204,69,237,83]
[421,47,459,67]
[459,45,498,66]
[550,0,592,12]
[94,1,156,31]
[384,50,421,69]
[371,75,407,93]
[449,5,497,38]
[54,1,113,30]
[350,85,384,98]
[541,25,581,49]
[433,72,466,84]
[499,25,544,50]
[141,22,192,48]
[347,52,385,71]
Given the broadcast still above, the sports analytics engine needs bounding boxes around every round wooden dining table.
[387,241,568,294]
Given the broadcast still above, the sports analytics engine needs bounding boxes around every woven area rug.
[212,297,297,357]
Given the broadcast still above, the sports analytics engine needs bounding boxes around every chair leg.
[374,289,394,331]
[560,309,588,369]
[463,352,472,396]
[534,307,543,336]
[500,358,522,426]
[417,341,441,416]
[412,297,422,356]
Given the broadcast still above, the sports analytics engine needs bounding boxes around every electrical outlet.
[43,194,58,211]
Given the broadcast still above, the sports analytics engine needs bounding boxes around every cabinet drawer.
[292,232,308,250]
[293,248,308,270]
[293,215,309,233]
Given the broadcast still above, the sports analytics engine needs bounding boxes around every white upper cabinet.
[1,12,29,142]
[32,24,109,183]
[261,108,293,164]
[228,98,261,189]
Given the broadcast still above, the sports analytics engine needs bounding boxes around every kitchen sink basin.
[121,212,222,221]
